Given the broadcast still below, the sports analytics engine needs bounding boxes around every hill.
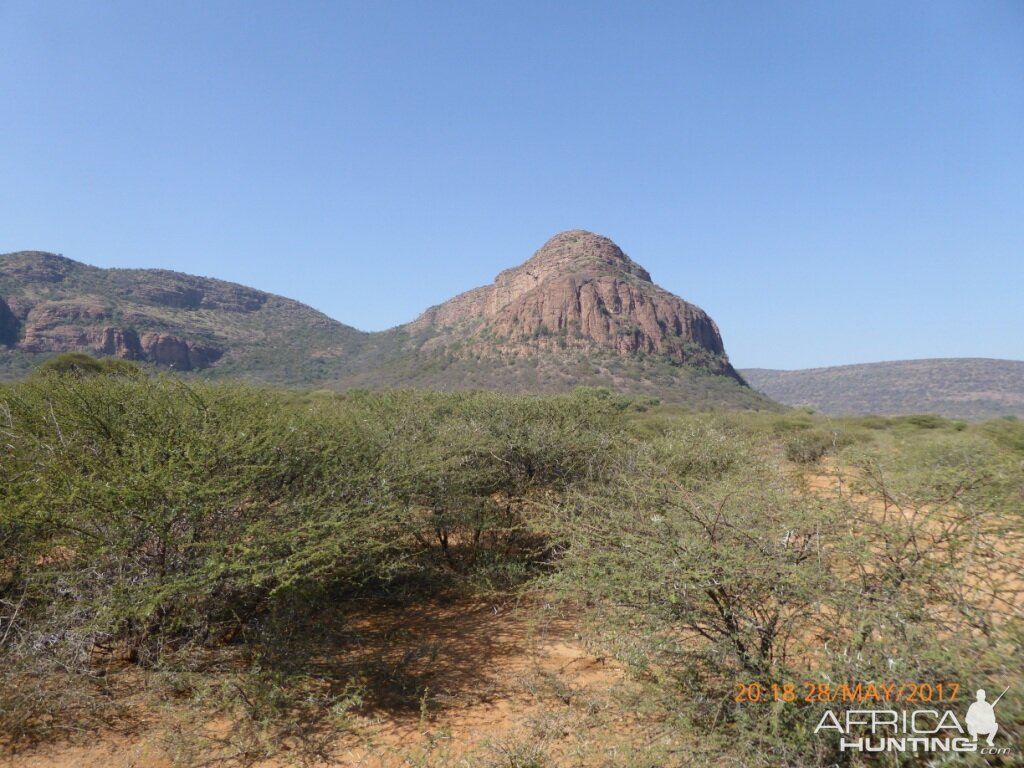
[0,234,771,409]
[742,358,1024,420]
[403,230,738,378]
[0,250,397,384]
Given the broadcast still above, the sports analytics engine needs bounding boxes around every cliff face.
[406,230,737,377]
[7,296,219,370]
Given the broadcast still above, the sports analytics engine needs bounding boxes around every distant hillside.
[0,235,775,410]
[0,250,400,384]
[742,359,1024,420]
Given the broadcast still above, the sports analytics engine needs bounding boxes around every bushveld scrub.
[547,414,1023,766]
[0,361,1021,765]
[0,364,623,754]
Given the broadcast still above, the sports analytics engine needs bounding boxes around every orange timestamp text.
[734,682,961,705]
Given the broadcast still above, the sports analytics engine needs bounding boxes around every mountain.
[332,230,768,408]
[0,233,771,408]
[397,231,737,376]
[742,359,1024,421]
[0,250,380,383]
[404,231,736,376]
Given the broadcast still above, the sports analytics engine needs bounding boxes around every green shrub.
[782,428,851,463]
[1,377,1019,764]
[891,413,954,430]
[851,414,891,430]
[32,351,145,378]
[981,416,1024,453]
[0,378,625,749]
[545,411,1021,766]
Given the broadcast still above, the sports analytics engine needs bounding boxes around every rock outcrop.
[15,307,221,370]
[407,230,738,377]
[137,332,222,369]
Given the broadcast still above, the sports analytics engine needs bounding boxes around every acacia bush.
[1,368,1019,765]
[30,351,147,378]
[782,427,853,463]
[545,417,1023,766]
[0,372,623,749]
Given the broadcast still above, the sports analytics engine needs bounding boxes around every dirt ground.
[4,599,671,768]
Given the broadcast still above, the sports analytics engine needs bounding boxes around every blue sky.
[2,1,1021,369]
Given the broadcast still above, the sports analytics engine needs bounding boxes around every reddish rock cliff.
[407,230,736,376]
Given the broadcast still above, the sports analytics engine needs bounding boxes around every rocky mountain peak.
[503,230,652,284]
[406,231,738,380]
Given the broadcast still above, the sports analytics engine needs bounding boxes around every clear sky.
[2,1,1021,369]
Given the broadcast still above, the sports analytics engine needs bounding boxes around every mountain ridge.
[0,232,765,408]
[742,358,1024,420]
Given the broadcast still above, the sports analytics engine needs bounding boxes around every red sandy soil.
[5,599,658,768]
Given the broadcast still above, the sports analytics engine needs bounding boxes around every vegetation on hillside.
[1,359,1020,765]
[327,346,775,411]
